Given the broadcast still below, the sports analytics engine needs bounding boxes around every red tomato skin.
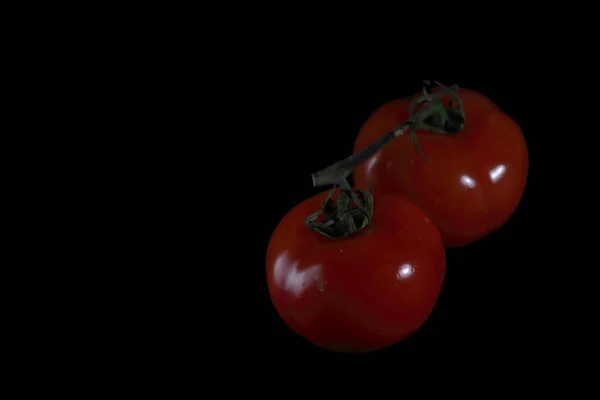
[266,192,445,353]
[353,88,528,247]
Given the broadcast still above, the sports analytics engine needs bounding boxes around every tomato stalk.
[305,81,466,239]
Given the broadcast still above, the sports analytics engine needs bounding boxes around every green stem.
[311,81,465,188]
[306,81,466,239]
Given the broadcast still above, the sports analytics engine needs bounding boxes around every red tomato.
[353,88,528,247]
[266,191,445,353]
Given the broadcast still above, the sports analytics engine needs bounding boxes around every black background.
[115,57,590,376]
[142,70,588,373]
[13,10,594,385]
[230,77,554,362]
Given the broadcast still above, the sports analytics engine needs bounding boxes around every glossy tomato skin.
[266,192,445,353]
[353,88,528,247]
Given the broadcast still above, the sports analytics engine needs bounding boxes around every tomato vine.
[305,81,467,239]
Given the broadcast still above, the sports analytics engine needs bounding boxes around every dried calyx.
[305,81,465,239]
[305,180,373,239]
[408,80,465,161]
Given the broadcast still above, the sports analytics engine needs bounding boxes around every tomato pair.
[266,83,528,352]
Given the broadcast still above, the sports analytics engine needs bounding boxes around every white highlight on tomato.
[273,252,321,297]
[365,152,381,177]
[396,263,414,280]
[489,164,506,183]
[460,174,476,188]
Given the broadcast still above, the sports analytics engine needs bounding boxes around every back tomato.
[353,88,528,247]
[266,191,445,353]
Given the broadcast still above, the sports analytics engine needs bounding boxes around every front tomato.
[353,88,528,247]
[266,191,445,353]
